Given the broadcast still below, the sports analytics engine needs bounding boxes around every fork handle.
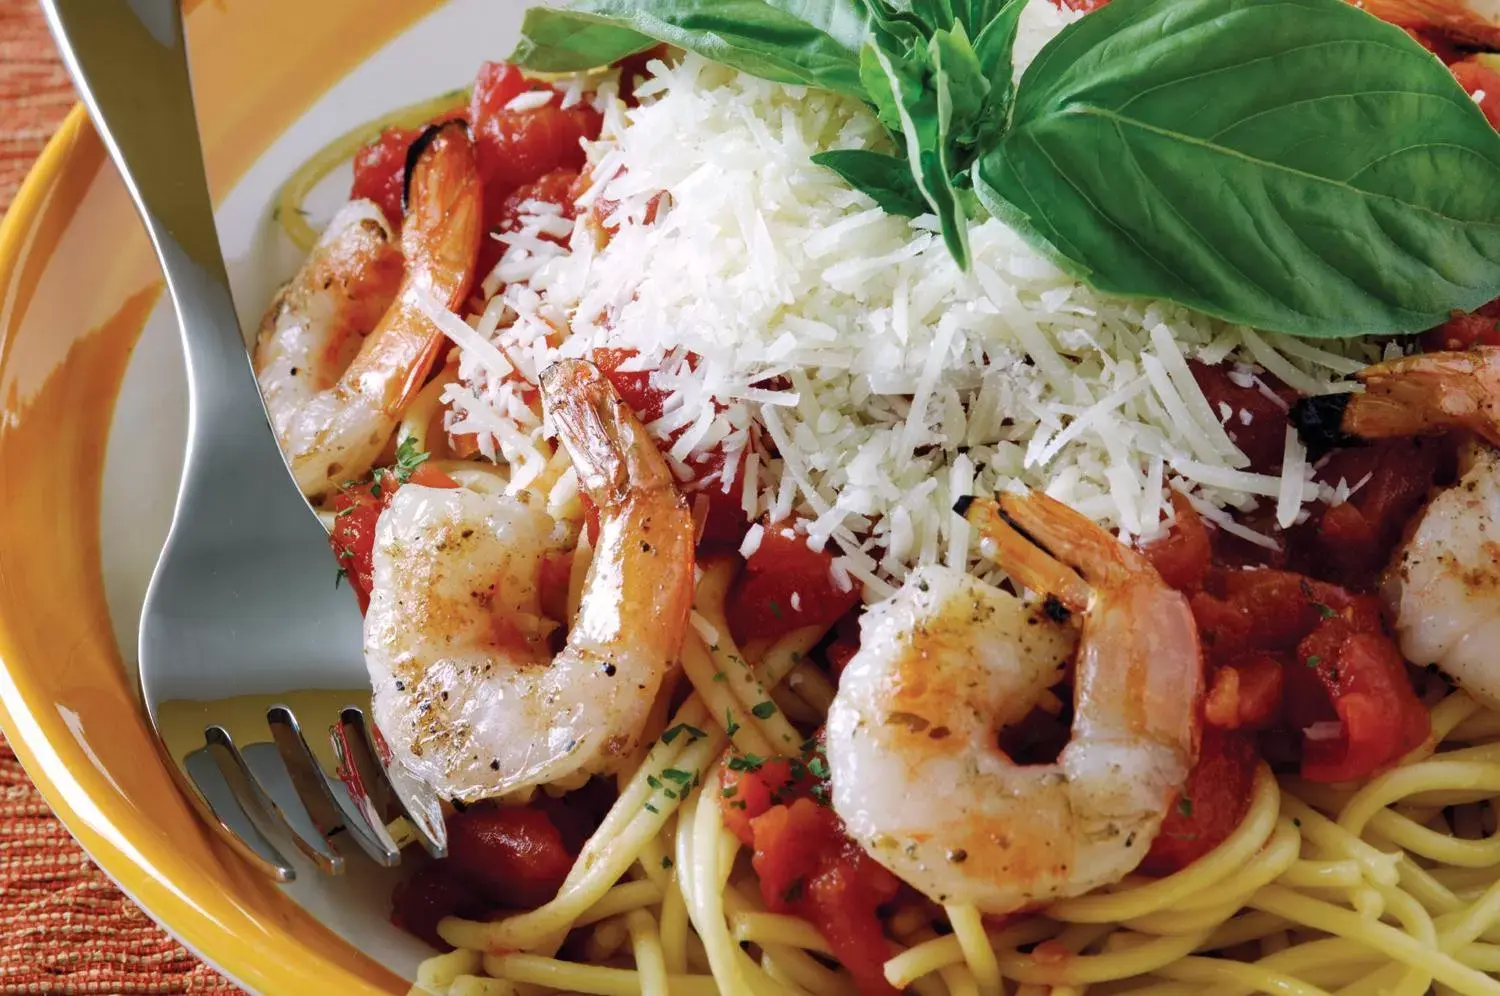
[40,0,265,417]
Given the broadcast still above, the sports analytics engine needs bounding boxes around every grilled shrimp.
[826,491,1203,912]
[1363,0,1500,47]
[365,360,694,801]
[1296,348,1500,709]
[254,122,483,499]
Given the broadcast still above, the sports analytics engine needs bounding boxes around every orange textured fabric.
[0,5,240,993]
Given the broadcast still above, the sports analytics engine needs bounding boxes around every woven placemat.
[0,5,241,993]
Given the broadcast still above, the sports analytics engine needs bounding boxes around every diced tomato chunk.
[1142,492,1212,591]
[686,446,751,554]
[587,347,749,550]
[477,166,582,287]
[468,62,601,229]
[1452,58,1500,130]
[728,528,862,645]
[351,126,423,229]
[613,44,670,107]
[469,61,533,123]
[1292,439,1451,587]
[1423,298,1500,351]
[443,803,576,908]
[721,752,900,996]
[329,484,384,613]
[592,347,671,424]
[1204,654,1283,731]
[824,634,860,679]
[1297,626,1430,783]
[1190,568,1379,658]
[1401,27,1463,63]
[1189,361,1298,474]
[1142,729,1258,875]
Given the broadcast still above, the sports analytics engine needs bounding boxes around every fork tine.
[267,707,397,866]
[346,707,448,859]
[328,716,401,867]
[183,740,296,882]
[239,740,344,876]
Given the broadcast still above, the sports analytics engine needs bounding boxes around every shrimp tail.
[1289,393,1359,459]
[957,496,1092,611]
[539,360,680,503]
[1291,347,1500,456]
[957,491,1155,605]
[388,120,484,413]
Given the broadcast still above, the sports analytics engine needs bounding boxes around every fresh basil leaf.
[859,39,909,133]
[856,0,930,60]
[905,0,958,31]
[970,0,1026,122]
[866,39,970,265]
[975,0,1500,337]
[951,0,1009,34]
[812,149,930,215]
[509,0,866,97]
[509,8,656,72]
[926,31,971,266]
[930,24,987,147]
[763,0,871,54]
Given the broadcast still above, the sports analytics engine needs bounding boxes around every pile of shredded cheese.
[427,2,1397,598]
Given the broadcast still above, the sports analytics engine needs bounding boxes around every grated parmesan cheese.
[437,16,1387,597]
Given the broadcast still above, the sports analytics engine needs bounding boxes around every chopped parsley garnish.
[1177,796,1194,818]
[644,802,660,814]
[751,701,777,720]
[662,723,706,745]
[391,435,431,484]
[661,856,674,870]
[334,567,348,588]
[661,768,693,784]
[1306,655,1323,669]
[806,756,830,781]
[725,710,741,737]
[727,753,766,773]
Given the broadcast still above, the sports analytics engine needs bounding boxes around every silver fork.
[41,0,446,880]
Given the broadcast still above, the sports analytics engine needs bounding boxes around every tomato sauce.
[1142,728,1259,875]
[721,748,901,996]
[392,801,579,949]
[728,527,862,646]
[1142,458,1435,823]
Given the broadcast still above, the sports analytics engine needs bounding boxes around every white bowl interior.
[99,0,529,979]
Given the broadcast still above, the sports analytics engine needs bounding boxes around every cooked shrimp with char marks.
[365,359,695,802]
[826,490,1203,913]
[254,121,483,499]
[1296,347,1500,710]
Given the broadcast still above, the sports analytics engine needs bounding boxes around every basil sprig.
[510,0,1500,338]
